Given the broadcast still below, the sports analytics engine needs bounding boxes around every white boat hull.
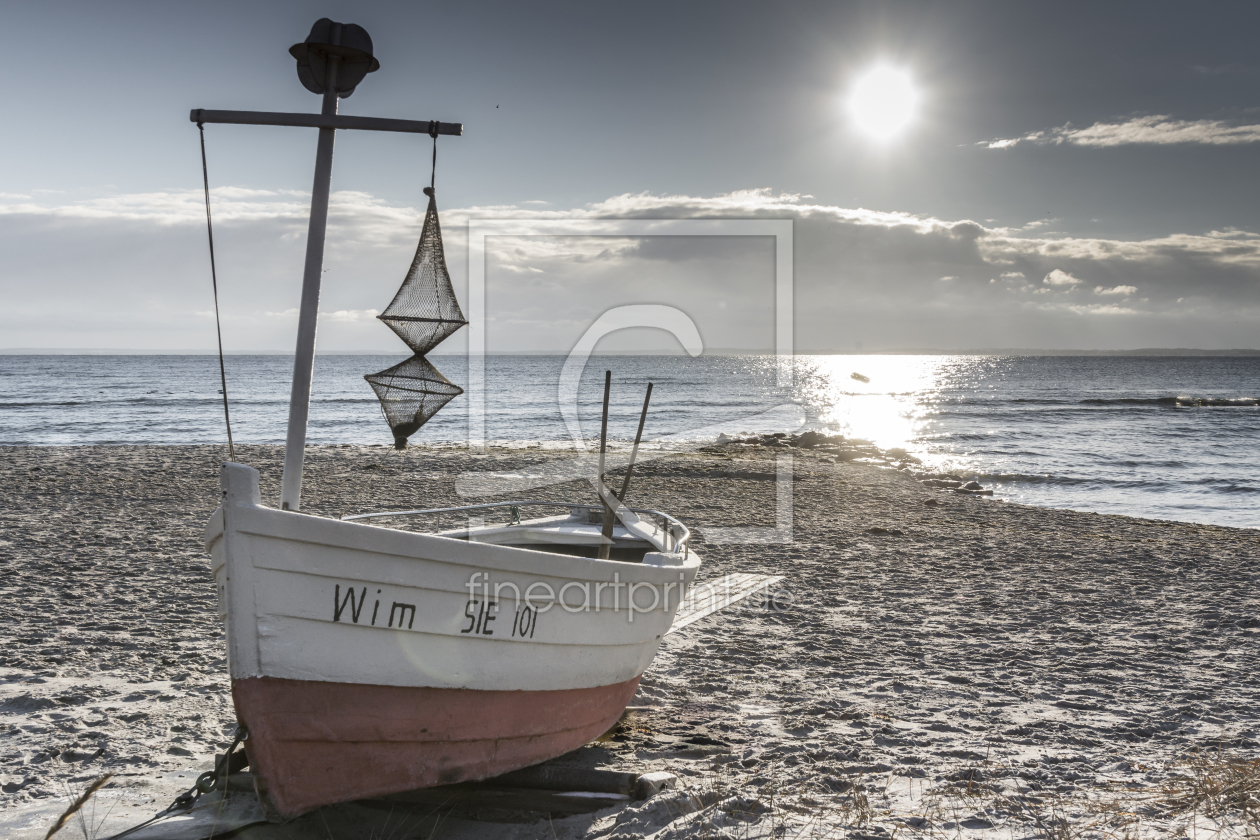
[204,463,700,816]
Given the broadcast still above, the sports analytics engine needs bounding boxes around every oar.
[596,371,613,560]
[600,382,653,560]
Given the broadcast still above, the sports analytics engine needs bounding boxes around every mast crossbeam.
[189,109,462,136]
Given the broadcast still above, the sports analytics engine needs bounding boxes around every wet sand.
[2,444,1258,839]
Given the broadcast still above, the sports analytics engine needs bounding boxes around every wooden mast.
[279,46,340,511]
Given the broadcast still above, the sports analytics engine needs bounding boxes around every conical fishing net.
[366,185,466,448]
[377,187,467,355]
[365,354,463,450]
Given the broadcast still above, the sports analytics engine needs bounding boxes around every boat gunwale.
[340,499,692,555]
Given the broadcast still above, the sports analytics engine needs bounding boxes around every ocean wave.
[1173,396,1259,407]
[976,473,1198,490]
[0,401,89,408]
[1079,396,1258,407]
[1183,478,1260,493]
[942,395,1258,408]
[977,473,1093,486]
[971,472,1260,496]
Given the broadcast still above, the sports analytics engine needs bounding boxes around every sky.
[1,0,1258,353]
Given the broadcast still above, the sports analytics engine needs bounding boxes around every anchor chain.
[95,724,249,840]
[177,723,249,809]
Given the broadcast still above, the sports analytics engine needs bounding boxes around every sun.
[847,64,919,142]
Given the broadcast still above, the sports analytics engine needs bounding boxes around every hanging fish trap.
[365,174,467,448]
[365,354,463,449]
[377,187,467,356]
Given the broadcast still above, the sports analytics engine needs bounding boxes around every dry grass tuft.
[43,775,111,840]
[909,750,1260,838]
[1158,751,1260,823]
[635,749,1260,838]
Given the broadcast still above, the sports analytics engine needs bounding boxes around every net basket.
[365,354,463,449]
[377,187,467,355]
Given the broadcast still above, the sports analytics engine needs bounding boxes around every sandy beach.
[2,443,1258,839]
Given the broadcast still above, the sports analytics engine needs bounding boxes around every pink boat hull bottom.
[233,675,642,818]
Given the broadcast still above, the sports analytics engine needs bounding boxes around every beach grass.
[43,775,110,840]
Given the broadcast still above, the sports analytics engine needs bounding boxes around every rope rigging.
[197,123,236,461]
[429,119,439,190]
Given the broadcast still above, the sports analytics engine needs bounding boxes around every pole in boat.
[618,383,653,502]
[190,19,462,509]
[599,382,652,557]
[596,371,613,559]
[279,32,341,511]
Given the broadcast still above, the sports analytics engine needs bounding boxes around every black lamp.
[289,18,380,98]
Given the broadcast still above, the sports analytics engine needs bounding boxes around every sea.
[2,354,1258,529]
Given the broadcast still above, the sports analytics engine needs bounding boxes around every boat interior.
[342,501,690,563]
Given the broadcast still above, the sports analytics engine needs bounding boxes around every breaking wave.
[1079,396,1258,407]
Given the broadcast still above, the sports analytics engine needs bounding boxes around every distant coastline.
[4,347,1260,357]
[841,347,1260,357]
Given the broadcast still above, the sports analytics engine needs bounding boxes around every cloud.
[983,115,1260,149]
[1043,269,1083,286]
[259,308,379,322]
[0,189,424,352]
[2,187,1259,353]
[1067,304,1139,316]
[322,309,382,322]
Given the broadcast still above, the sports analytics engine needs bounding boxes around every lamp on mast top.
[289,18,380,98]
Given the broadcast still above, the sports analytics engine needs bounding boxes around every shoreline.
[2,444,1258,838]
[5,353,1258,533]
[5,348,1260,356]
[4,439,1256,533]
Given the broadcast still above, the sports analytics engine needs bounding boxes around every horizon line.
[3,347,1260,357]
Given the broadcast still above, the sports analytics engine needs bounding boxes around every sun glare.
[847,64,919,142]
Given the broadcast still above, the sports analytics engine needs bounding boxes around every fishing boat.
[205,472,698,818]
[196,20,701,819]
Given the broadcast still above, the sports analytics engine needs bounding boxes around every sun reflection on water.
[792,355,1004,473]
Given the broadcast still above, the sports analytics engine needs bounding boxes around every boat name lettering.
[461,600,540,639]
[389,602,416,630]
[512,604,538,639]
[333,585,367,624]
[333,585,416,630]
[461,599,498,635]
